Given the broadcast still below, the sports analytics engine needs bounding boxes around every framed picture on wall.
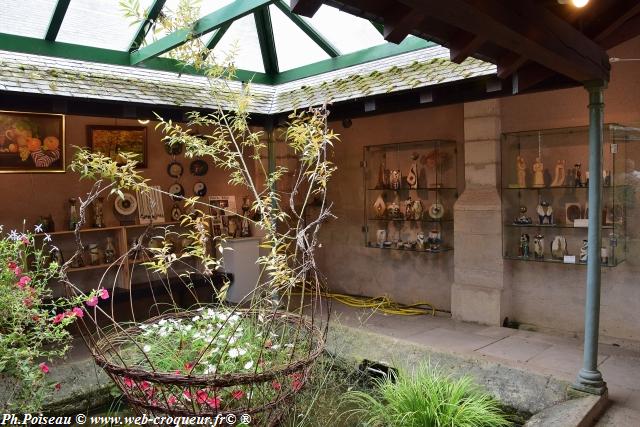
[87,125,147,168]
[209,196,237,237]
[0,111,65,173]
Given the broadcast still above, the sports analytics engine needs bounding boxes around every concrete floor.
[327,303,640,427]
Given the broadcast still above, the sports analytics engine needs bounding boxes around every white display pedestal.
[221,237,261,305]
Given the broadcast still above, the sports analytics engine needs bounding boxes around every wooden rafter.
[382,5,424,44]
[449,32,485,64]
[290,0,323,17]
[595,3,640,49]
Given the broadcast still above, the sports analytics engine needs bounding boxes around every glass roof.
[0,0,431,79]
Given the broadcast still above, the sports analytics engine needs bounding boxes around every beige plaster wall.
[318,105,465,311]
[499,36,640,341]
[0,115,253,232]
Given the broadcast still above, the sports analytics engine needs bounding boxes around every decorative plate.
[190,159,208,176]
[428,203,445,219]
[193,181,207,197]
[165,142,183,156]
[114,193,138,216]
[167,161,183,178]
[169,183,185,200]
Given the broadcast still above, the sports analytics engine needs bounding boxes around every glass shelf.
[363,139,458,253]
[502,185,620,190]
[504,255,620,267]
[367,243,453,253]
[505,223,615,229]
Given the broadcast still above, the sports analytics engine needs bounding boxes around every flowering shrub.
[0,225,107,411]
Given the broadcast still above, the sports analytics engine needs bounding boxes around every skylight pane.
[0,0,58,39]
[147,0,236,41]
[57,0,154,50]
[211,15,264,73]
[269,5,330,72]
[303,5,385,54]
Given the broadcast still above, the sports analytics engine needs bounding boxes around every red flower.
[206,396,221,409]
[23,297,33,308]
[290,372,303,381]
[231,389,245,400]
[72,307,84,318]
[182,389,192,401]
[85,296,99,307]
[54,383,61,391]
[123,377,134,388]
[140,381,150,391]
[271,380,282,391]
[12,266,21,276]
[21,236,29,245]
[99,288,110,300]
[52,313,65,324]
[8,261,17,270]
[184,361,195,371]
[17,275,31,289]
[167,395,178,406]
[39,362,50,374]
[291,379,304,391]
[196,389,209,404]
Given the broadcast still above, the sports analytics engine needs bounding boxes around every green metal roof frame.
[0,0,436,86]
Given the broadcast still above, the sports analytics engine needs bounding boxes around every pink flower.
[39,362,49,374]
[17,275,31,289]
[123,377,134,388]
[13,266,21,276]
[7,261,17,270]
[231,389,244,400]
[52,313,65,324]
[72,307,84,318]
[63,310,75,319]
[23,297,33,308]
[85,296,99,307]
[140,381,150,391]
[196,389,208,404]
[99,288,110,300]
[182,389,192,401]
[206,396,221,409]
[167,395,177,406]
[291,379,304,391]
[184,361,194,371]
[21,236,29,245]
[271,380,282,391]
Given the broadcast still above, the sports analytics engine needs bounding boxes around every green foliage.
[0,226,102,411]
[341,364,512,427]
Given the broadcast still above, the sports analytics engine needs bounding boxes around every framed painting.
[209,195,237,237]
[0,111,65,173]
[87,125,147,168]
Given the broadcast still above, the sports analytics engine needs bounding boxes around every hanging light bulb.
[571,0,589,7]
[137,119,150,125]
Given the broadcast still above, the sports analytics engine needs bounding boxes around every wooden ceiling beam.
[595,4,640,50]
[394,0,610,82]
[449,31,486,63]
[497,52,527,79]
[383,5,425,44]
[290,0,323,17]
[514,63,555,93]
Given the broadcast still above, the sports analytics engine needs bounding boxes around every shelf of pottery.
[34,197,200,292]
[501,124,640,267]
[363,140,457,253]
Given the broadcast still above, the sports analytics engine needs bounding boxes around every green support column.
[573,82,607,395]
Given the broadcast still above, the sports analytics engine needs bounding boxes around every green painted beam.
[45,0,71,41]
[273,0,340,57]
[205,22,231,50]
[129,0,167,52]
[254,7,279,74]
[271,36,435,84]
[370,21,384,36]
[0,32,273,84]
[130,0,274,65]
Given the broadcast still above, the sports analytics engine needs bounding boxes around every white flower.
[192,315,201,322]
[43,234,52,243]
[204,364,217,374]
[237,348,247,356]
[271,344,281,350]
[244,361,254,370]
[207,308,215,318]
[158,319,167,326]
[196,307,204,312]
[34,224,43,233]
[285,343,294,348]
[228,337,237,345]
[229,314,240,323]
[228,348,240,358]
[143,345,151,352]
[8,230,19,241]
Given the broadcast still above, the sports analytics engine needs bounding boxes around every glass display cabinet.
[501,124,640,266]
[363,140,457,253]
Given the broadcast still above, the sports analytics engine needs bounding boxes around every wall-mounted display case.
[501,124,640,266]
[363,140,457,253]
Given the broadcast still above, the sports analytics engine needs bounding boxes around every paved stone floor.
[327,303,640,426]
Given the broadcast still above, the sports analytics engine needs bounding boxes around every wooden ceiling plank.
[383,7,425,44]
[449,31,486,63]
[515,63,555,92]
[497,52,527,79]
[595,3,640,43]
[392,0,610,82]
[290,0,323,17]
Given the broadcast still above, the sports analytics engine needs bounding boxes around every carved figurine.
[533,234,544,259]
[580,239,588,263]
[373,194,386,219]
[519,233,530,257]
[390,170,402,190]
[574,163,583,187]
[376,229,386,247]
[416,231,426,250]
[536,201,553,225]
[550,160,566,187]
[532,157,545,187]
[551,235,568,259]
[427,229,442,252]
[387,201,401,218]
[514,206,533,225]
[516,155,527,188]
[412,199,423,221]
[406,153,419,189]
[405,196,414,220]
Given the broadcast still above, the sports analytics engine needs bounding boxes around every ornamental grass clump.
[341,363,512,427]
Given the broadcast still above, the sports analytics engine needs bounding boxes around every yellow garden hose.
[291,290,443,316]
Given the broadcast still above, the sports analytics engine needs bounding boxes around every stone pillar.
[451,99,509,325]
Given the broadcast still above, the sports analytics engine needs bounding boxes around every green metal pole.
[573,82,607,395]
